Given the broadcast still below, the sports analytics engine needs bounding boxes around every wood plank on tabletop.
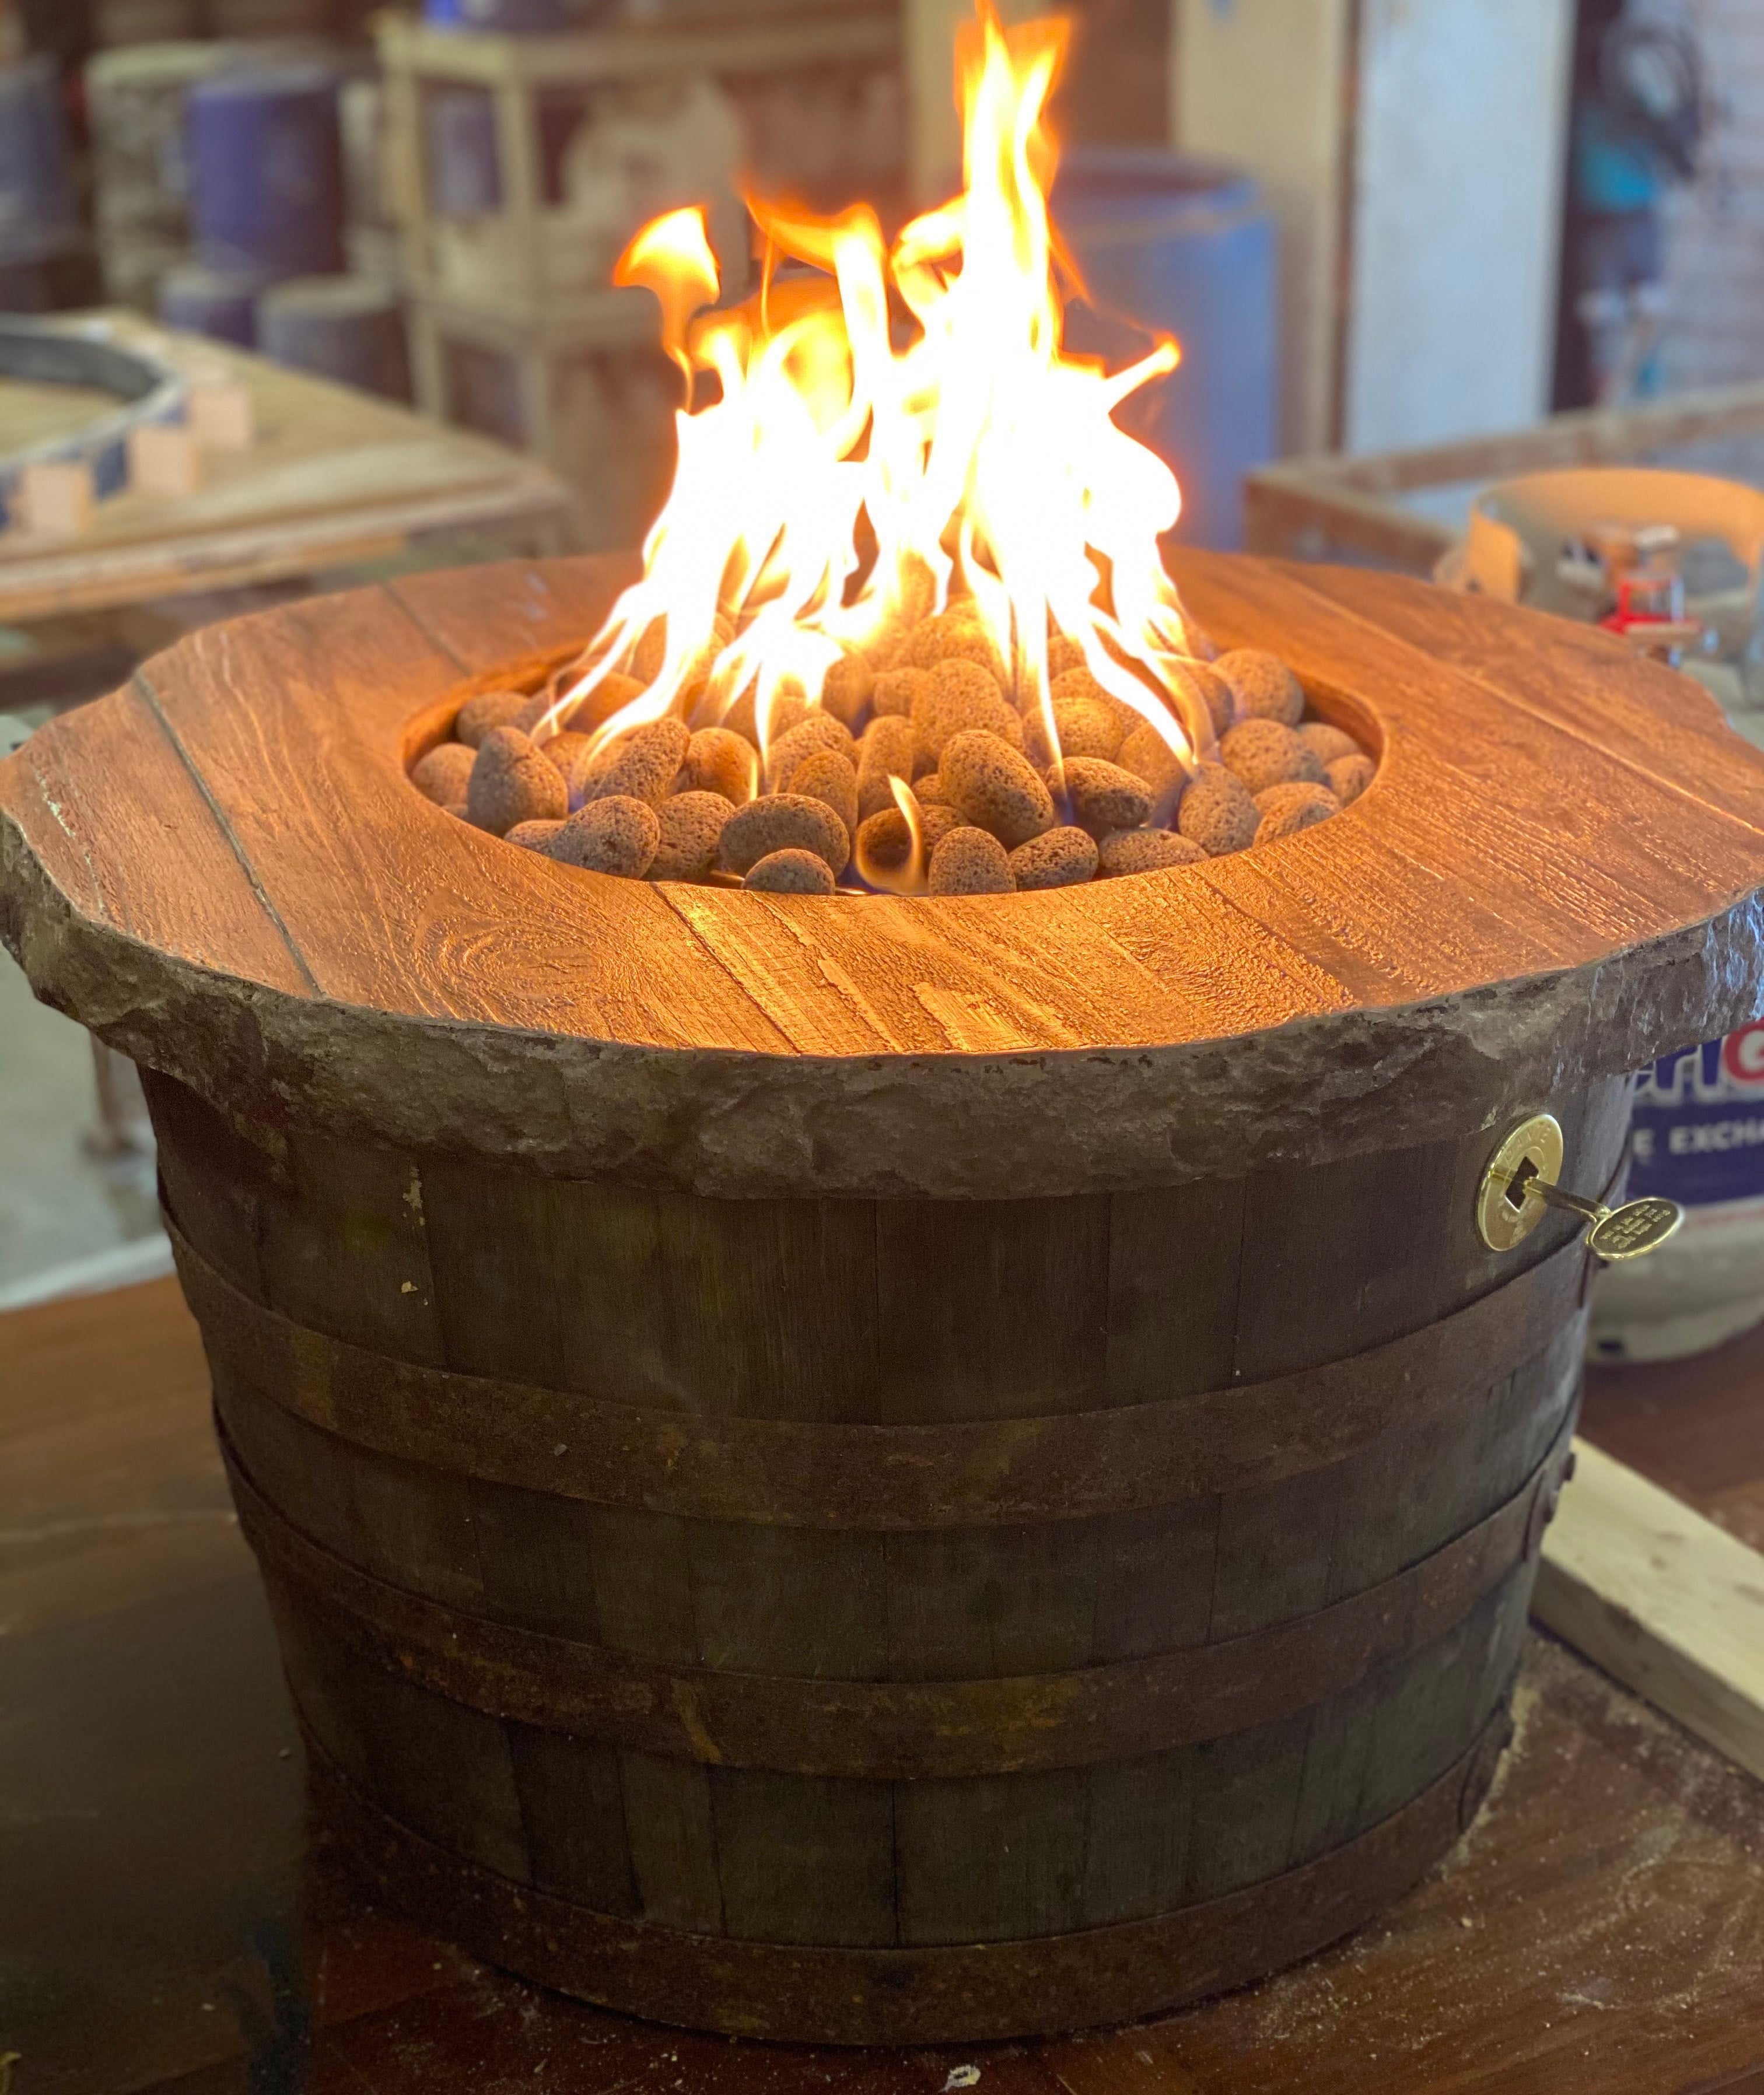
[1534,1441,1764,1784]
[1290,557,1764,839]
[0,677,314,998]
[388,553,638,673]
[1172,555,1764,987]
[136,583,791,1054]
[656,836,1358,1061]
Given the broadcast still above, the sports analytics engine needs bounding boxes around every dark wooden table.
[5,1278,1763,2095]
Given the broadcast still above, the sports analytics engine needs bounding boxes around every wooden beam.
[1536,1440,1764,1784]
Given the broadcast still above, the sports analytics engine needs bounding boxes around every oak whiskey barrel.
[7,552,1764,2041]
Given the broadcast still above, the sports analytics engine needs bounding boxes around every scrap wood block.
[16,459,95,537]
[187,377,254,451]
[127,421,202,497]
[1535,1439,1764,1783]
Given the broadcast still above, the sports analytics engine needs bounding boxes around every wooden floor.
[4,1277,1763,2095]
[1581,1323,1764,1553]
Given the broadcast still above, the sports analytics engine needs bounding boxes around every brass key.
[1476,1112,1685,1259]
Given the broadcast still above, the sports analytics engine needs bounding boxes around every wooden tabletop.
[0,314,574,626]
[12,553,1764,1200]
[5,1276,1762,2095]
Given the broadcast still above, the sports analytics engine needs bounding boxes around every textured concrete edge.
[7,796,1764,1195]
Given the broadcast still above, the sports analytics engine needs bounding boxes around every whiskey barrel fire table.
[5,552,1764,2045]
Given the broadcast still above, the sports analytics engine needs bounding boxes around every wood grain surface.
[7,553,1764,1195]
[6,1278,1763,2094]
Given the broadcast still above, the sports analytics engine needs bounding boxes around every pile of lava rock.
[408,611,1376,896]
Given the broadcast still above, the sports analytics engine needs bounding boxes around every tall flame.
[543,2,1206,801]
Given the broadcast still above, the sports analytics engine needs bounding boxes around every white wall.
[1342,0,1574,453]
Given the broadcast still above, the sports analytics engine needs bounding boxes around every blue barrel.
[157,262,261,346]
[425,0,572,29]
[0,57,78,267]
[1054,152,1278,552]
[259,276,411,401]
[188,64,345,283]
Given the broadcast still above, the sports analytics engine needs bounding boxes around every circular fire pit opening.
[404,621,1381,899]
[6,544,1764,2045]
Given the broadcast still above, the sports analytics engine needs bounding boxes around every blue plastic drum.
[189,64,345,284]
[1054,152,1278,551]
[157,263,261,348]
[0,57,78,268]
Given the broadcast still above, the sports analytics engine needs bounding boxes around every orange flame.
[614,206,720,386]
[545,2,1205,804]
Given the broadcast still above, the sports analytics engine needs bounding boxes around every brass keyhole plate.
[1476,1112,1565,1252]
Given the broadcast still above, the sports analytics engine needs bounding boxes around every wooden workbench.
[0,313,575,632]
[4,1277,1762,2095]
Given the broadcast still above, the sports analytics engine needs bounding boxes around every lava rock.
[549,794,660,877]
[719,793,852,877]
[722,684,810,749]
[912,658,1024,768]
[765,713,856,794]
[411,741,475,805]
[928,825,1015,894]
[855,806,916,885]
[1010,825,1098,889]
[680,726,756,805]
[854,803,961,885]
[872,665,932,717]
[516,690,558,737]
[1115,720,1189,816]
[1216,648,1304,727]
[539,730,592,786]
[466,726,569,836]
[442,801,470,821]
[1168,658,1235,742]
[1049,668,1136,739]
[1175,765,1259,856]
[1326,752,1376,807]
[856,714,918,821]
[941,728,1056,847]
[907,607,1008,686]
[1298,721,1361,765]
[628,618,668,684]
[506,818,565,852]
[789,749,860,840]
[1255,780,1339,841]
[1097,827,1206,876]
[1046,632,1086,680]
[455,688,531,748]
[913,770,951,804]
[579,717,692,807]
[744,847,837,895]
[554,670,649,738]
[1220,718,1327,795]
[1056,756,1154,839]
[919,803,965,854]
[821,651,876,730]
[650,790,734,880]
[1051,694,1127,761]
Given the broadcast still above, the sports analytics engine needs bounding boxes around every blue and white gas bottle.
[1591,1022,1764,1361]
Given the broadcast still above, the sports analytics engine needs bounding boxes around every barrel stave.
[143,1061,1609,2037]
